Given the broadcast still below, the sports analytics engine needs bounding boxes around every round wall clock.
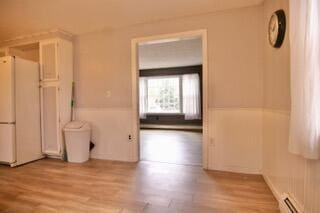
[268,9,286,48]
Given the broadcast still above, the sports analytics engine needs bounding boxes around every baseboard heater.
[279,194,300,213]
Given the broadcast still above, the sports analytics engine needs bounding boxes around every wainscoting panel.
[75,108,133,162]
[262,110,320,213]
[76,107,264,175]
[208,108,263,174]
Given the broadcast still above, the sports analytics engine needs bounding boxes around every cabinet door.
[40,83,61,155]
[40,41,58,81]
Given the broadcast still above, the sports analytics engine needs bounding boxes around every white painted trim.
[90,155,131,163]
[131,29,209,168]
[263,172,304,212]
[263,175,282,203]
[212,107,263,111]
[0,29,73,46]
[214,165,262,175]
[263,175,303,212]
[263,108,290,116]
[75,107,132,112]
[201,30,209,169]
[40,84,45,154]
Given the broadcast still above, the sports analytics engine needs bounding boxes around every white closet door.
[40,41,58,81]
[40,83,61,155]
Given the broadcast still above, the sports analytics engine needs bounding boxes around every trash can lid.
[64,121,91,132]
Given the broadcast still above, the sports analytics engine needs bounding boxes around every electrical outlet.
[128,134,132,141]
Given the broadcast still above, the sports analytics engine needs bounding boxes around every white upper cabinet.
[40,40,59,81]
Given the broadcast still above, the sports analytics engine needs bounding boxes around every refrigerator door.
[0,56,15,123]
[0,124,15,163]
[15,57,42,165]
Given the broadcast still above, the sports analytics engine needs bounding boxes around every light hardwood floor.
[140,130,202,166]
[0,159,279,212]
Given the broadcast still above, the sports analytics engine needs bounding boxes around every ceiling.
[0,0,264,42]
[139,38,202,69]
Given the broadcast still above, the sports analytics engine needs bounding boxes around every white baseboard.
[140,124,202,131]
[262,174,304,213]
[263,174,282,202]
[211,164,262,175]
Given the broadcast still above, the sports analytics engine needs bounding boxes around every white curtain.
[139,77,148,119]
[182,74,201,120]
[289,0,320,159]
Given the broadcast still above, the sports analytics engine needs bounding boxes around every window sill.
[145,113,184,116]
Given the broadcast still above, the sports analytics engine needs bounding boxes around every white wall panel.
[76,107,264,174]
[75,108,133,162]
[262,110,320,213]
[208,108,263,174]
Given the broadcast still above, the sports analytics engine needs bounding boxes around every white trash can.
[64,121,91,163]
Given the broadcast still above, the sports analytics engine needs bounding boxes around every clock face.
[269,14,279,46]
[268,9,286,48]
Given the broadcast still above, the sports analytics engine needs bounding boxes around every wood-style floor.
[140,130,202,166]
[0,159,279,212]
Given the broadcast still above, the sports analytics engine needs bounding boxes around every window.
[146,76,181,113]
[140,74,201,119]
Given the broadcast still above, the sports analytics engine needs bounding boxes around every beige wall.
[262,0,320,212]
[74,6,264,109]
[263,1,290,111]
[74,5,265,173]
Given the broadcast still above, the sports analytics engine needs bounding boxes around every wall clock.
[268,9,286,48]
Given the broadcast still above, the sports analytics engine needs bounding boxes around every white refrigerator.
[0,56,43,167]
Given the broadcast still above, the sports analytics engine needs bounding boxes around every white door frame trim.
[131,29,209,169]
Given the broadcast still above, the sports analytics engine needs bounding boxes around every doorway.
[131,30,208,168]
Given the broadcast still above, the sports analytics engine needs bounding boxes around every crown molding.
[0,29,73,47]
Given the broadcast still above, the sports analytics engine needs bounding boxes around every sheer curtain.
[289,0,320,159]
[182,74,201,120]
[139,77,148,119]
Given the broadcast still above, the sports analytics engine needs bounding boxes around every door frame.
[131,29,209,169]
